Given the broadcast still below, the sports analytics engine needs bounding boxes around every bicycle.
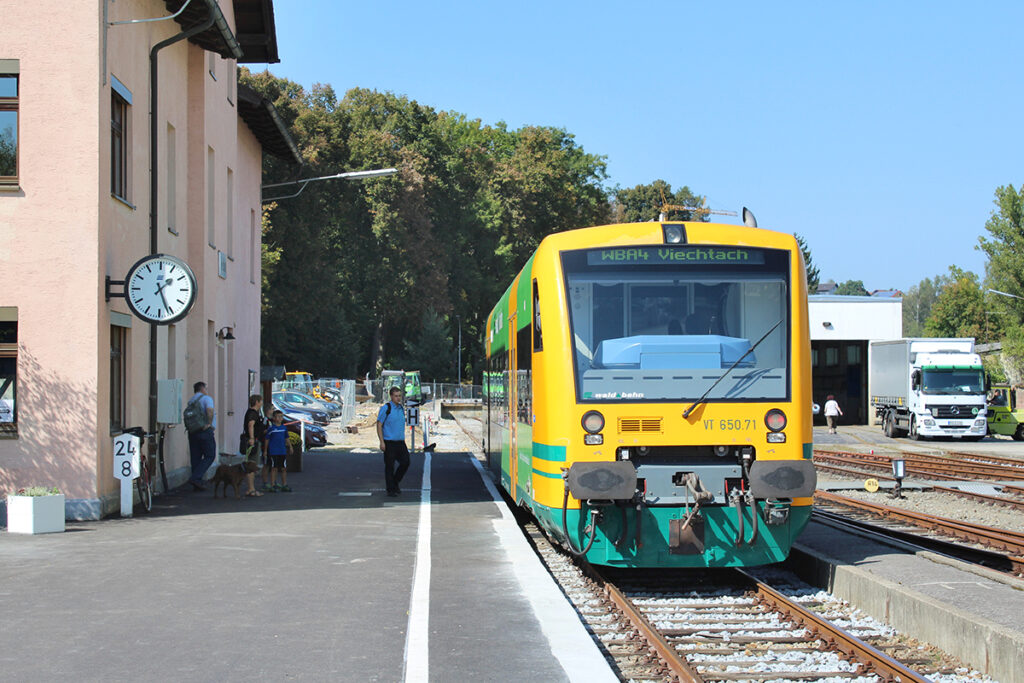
[123,427,155,513]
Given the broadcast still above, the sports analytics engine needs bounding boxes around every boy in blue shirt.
[376,387,410,497]
[263,410,292,492]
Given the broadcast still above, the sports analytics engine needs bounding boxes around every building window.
[825,346,839,367]
[226,167,233,258]
[110,76,132,202]
[847,345,862,364]
[110,325,126,433]
[1,60,20,186]
[250,208,257,284]
[207,146,215,247]
[0,307,17,437]
[167,123,177,233]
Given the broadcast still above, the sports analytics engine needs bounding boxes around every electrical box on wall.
[157,379,183,424]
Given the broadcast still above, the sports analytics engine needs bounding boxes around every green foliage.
[242,69,611,380]
[287,431,302,453]
[901,274,948,337]
[983,353,1007,384]
[793,234,819,292]
[978,185,1024,322]
[923,266,992,341]
[394,310,455,381]
[612,180,706,223]
[833,280,868,296]
[12,486,60,497]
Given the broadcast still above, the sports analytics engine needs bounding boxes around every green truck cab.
[986,384,1024,440]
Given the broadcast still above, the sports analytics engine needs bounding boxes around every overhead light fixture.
[216,326,235,342]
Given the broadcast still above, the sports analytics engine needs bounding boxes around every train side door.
[507,313,518,502]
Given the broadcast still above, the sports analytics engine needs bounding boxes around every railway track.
[814,448,1024,482]
[813,459,1024,513]
[814,490,1024,576]
[521,520,970,682]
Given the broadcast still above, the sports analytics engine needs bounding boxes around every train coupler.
[762,499,790,526]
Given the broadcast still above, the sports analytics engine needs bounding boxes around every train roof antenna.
[742,207,758,228]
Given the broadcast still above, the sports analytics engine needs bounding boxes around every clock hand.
[155,281,171,309]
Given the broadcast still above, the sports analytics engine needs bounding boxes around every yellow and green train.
[484,221,816,567]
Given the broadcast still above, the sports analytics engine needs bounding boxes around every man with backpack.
[184,381,216,491]
[376,386,409,497]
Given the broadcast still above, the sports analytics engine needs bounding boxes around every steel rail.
[736,569,931,683]
[814,490,1024,555]
[600,579,704,682]
[813,509,1024,575]
[814,461,1024,512]
[933,450,1024,469]
[815,449,1024,481]
[818,447,1017,475]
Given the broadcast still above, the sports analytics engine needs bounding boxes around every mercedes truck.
[870,338,987,440]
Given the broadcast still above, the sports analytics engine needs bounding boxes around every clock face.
[124,254,197,324]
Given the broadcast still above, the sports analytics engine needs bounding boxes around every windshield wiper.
[682,318,785,419]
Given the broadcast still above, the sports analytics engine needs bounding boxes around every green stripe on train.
[534,442,567,462]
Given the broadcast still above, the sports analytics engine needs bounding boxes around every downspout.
[148,0,241,490]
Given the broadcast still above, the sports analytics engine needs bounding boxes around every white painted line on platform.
[403,450,432,683]
[467,455,617,683]
[336,492,373,497]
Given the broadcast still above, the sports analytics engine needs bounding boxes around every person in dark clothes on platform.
[376,386,410,497]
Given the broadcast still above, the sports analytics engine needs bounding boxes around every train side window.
[517,324,531,424]
[532,279,543,352]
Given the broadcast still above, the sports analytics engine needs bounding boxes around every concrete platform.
[0,445,615,682]
[790,520,1024,683]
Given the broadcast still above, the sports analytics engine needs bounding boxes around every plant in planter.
[6,486,65,534]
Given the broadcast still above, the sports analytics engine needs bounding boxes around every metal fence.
[365,380,483,403]
[271,378,356,428]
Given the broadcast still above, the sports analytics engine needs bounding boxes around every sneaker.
[262,483,275,492]
[276,484,292,492]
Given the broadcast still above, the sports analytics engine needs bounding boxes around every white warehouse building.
[808,295,903,426]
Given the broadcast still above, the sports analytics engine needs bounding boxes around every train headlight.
[764,409,787,432]
[584,434,603,445]
[582,410,605,434]
[662,224,684,244]
[766,432,786,443]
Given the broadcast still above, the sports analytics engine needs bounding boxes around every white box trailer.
[870,338,987,440]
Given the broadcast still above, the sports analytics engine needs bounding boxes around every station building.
[809,295,903,426]
[0,0,299,519]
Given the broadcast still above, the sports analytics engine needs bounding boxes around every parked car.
[274,390,341,418]
[286,420,327,449]
[272,399,330,427]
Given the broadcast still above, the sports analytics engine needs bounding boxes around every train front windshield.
[562,245,791,402]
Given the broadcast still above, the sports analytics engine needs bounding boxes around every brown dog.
[211,464,247,499]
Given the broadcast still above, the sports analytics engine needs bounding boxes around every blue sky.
[266,1,1023,292]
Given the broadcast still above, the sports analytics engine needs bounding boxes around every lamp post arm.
[261,168,398,203]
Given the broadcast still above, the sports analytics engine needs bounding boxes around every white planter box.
[6,494,66,534]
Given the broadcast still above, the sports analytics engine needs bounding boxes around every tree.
[611,181,706,224]
[901,274,948,337]
[394,310,455,381]
[978,185,1024,320]
[241,70,611,380]
[923,266,991,341]
[794,234,819,292]
[833,280,868,296]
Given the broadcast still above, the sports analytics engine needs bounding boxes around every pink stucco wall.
[1,0,265,517]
